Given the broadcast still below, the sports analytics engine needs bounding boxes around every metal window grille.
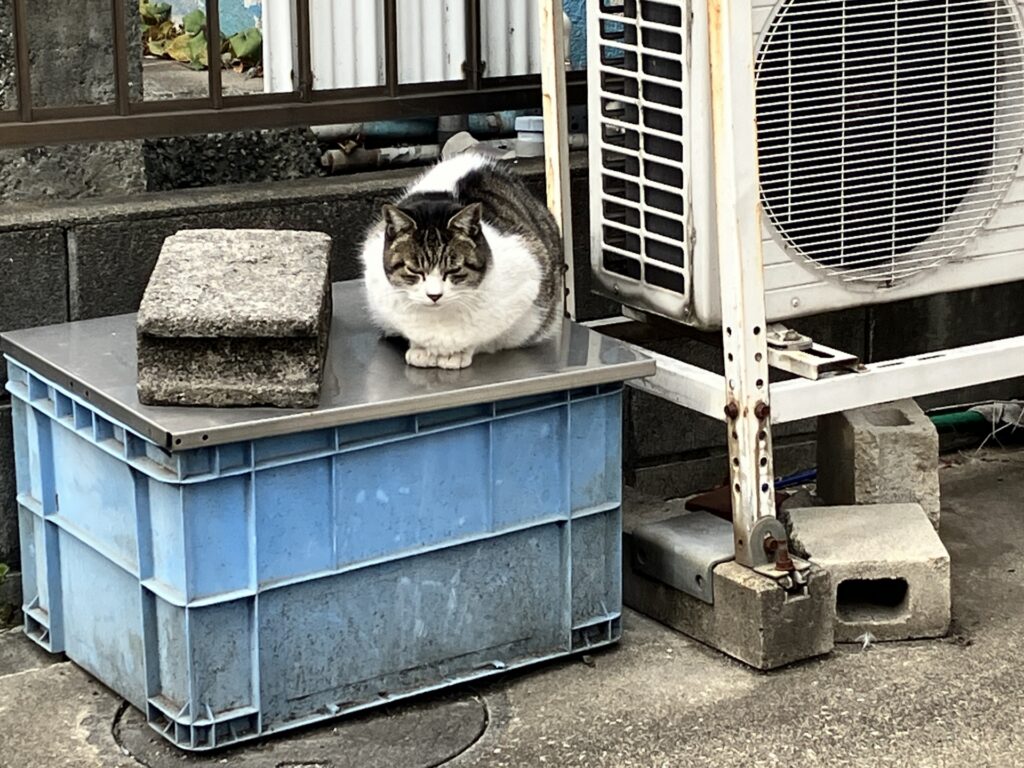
[0,0,585,148]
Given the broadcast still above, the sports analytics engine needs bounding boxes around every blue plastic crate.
[7,359,624,751]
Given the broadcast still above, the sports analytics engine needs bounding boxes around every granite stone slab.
[137,334,328,409]
[137,229,332,338]
[137,228,332,408]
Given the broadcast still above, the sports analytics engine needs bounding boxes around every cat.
[360,151,564,369]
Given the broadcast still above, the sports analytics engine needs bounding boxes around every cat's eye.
[406,267,425,277]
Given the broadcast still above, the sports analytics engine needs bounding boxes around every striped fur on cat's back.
[360,152,564,370]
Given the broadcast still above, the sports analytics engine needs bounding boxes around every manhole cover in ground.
[114,692,487,768]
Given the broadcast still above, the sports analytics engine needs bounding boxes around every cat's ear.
[382,204,416,238]
[447,203,483,238]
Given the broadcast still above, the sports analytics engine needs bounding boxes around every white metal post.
[707,0,777,567]
[539,0,578,320]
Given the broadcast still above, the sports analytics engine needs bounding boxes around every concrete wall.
[167,0,262,36]
[144,129,324,191]
[0,159,1021,571]
[0,2,148,204]
[28,0,142,108]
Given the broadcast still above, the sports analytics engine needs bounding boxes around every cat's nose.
[427,292,443,303]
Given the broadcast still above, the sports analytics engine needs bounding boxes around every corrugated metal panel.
[398,0,465,83]
[262,0,297,93]
[482,0,542,77]
[263,0,547,93]
[311,0,384,89]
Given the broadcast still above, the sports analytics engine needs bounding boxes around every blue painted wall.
[167,0,262,36]
[565,0,588,70]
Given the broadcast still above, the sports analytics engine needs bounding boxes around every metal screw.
[754,402,770,420]
[724,402,740,420]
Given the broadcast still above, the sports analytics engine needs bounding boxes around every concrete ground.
[143,58,264,100]
[1,448,1022,767]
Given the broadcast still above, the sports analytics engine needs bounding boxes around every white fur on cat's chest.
[361,224,549,356]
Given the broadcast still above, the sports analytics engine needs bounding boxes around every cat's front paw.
[436,351,474,370]
[405,347,438,368]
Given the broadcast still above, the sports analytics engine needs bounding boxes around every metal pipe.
[321,143,440,172]
[311,119,438,141]
[312,110,541,143]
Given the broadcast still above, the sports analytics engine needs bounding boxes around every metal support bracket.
[708,0,777,568]
[631,511,735,604]
[747,516,812,594]
[766,324,860,380]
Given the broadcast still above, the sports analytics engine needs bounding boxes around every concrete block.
[787,504,950,643]
[68,201,383,320]
[144,129,323,191]
[629,438,817,500]
[817,398,941,528]
[0,228,69,394]
[136,229,333,408]
[623,499,834,670]
[0,142,146,205]
[0,405,16,569]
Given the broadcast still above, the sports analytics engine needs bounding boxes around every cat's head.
[380,200,490,306]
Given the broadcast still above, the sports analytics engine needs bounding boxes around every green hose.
[929,410,989,430]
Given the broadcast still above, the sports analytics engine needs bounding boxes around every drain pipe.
[312,119,439,142]
[321,143,440,173]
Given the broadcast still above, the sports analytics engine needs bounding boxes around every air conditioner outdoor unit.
[588,0,1024,329]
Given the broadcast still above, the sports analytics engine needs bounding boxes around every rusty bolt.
[724,402,740,420]
[754,402,771,420]
[764,535,796,572]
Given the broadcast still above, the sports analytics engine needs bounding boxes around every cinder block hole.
[864,408,912,428]
[836,578,909,622]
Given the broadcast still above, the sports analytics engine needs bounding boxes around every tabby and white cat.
[360,152,564,369]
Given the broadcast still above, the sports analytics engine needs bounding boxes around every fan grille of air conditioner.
[756,0,1024,286]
